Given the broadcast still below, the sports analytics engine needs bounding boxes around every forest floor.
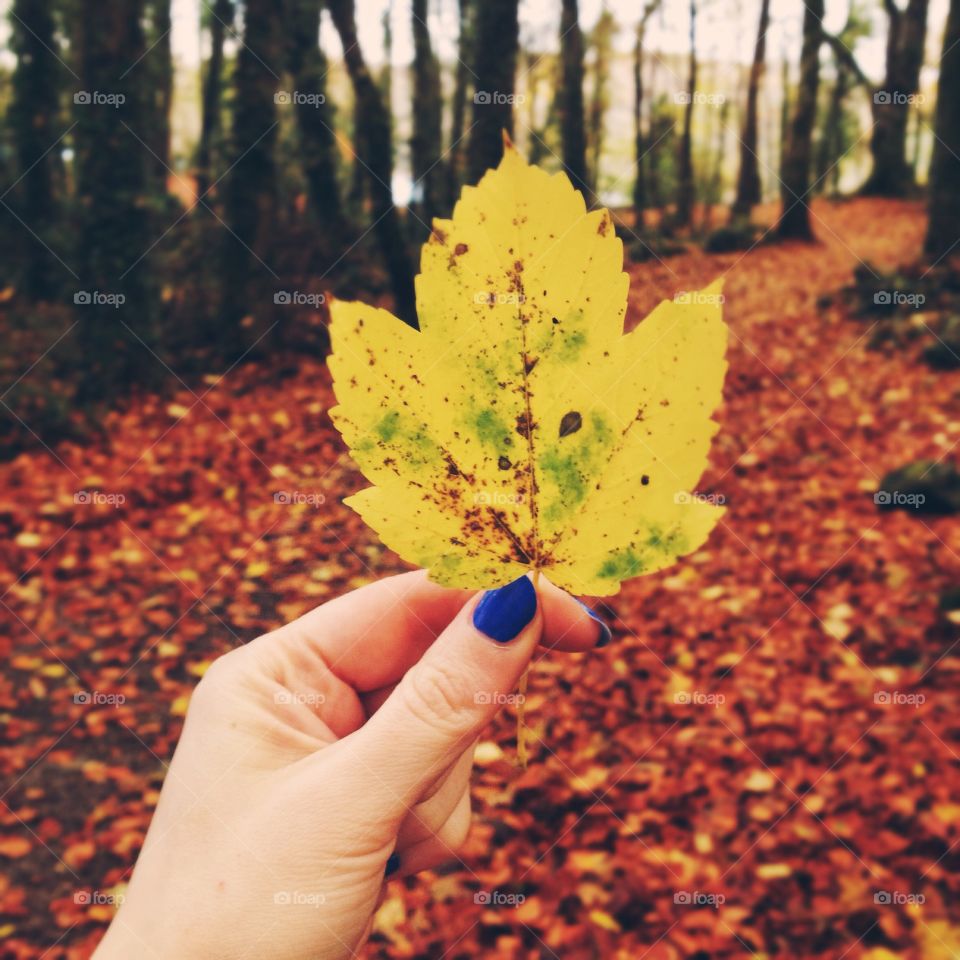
[1,197,959,960]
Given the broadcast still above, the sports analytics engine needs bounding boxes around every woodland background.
[1,0,960,957]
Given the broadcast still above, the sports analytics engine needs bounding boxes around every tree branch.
[822,30,872,89]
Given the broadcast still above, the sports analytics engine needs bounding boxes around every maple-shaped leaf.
[328,144,727,595]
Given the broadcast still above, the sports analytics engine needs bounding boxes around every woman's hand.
[94,571,608,960]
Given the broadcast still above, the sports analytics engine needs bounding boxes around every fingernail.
[473,575,538,643]
[577,599,612,648]
[385,853,400,877]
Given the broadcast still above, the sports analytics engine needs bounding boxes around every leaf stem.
[516,567,540,768]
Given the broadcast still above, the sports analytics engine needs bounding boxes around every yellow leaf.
[328,144,727,594]
[245,560,269,578]
[474,740,505,764]
[15,532,42,548]
[170,694,191,717]
[744,770,776,792]
[589,909,622,932]
[756,863,792,879]
[166,403,190,419]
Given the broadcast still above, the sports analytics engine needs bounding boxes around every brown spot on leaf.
[524,355,539,374]
[515,413,532,439]
[559,411,583,438]
[431,226,448,244]
[641,474,650,486]
[498,455,512,471]
[454,242,468,256]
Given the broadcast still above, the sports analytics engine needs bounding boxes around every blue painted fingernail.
[473,575,537,643]
[577,599,612,648]
[385,852,400,877]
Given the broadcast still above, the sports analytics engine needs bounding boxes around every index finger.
[266,569,607,692]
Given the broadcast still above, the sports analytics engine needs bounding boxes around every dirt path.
[1,198,958,959]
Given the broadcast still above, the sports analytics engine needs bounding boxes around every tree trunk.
[9,0,63,299]
[816,62,848,194]
[328,0,416,324]
[925,0,960,261]
[146,0,173,195]
[287,0,343,228]
[559,0,588,195]
[732,0,770,220]
[675,0,697,227]
[632,0,662,222]
[221,0,281,343]
[197,0,231,200]
[410,0,444,231]
[779,51,790,182]
[445,0,472,206]
[633,19,646,219]
[74,0,157,397]
[775,0,823,240]
[863,0,930,196]
[467,0,519,182]
[587,9,614,198]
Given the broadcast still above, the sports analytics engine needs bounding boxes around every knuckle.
[400,662,480,735]
[190,648,245,705]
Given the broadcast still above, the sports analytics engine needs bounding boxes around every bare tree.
[445,0,473,204]
[74,0,158,393]
[823,0,930,196]
[732,0,771,220]
[587,7,615,197]
[925,0,960,261]
[9,0,64,298]
[675,0,697,227]
[411,0,444,229]
[467,0,519,181]
[328,0,415,322]
[196,0,232,199]
[632,0,662,223]
[559,0,588,194]
[221,0,282,344]
[775,0,823,239]
[287,0,343,228]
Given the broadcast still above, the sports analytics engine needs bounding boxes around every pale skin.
[94,571,604,960]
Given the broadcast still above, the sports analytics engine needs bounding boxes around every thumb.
[336,575,541,819]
